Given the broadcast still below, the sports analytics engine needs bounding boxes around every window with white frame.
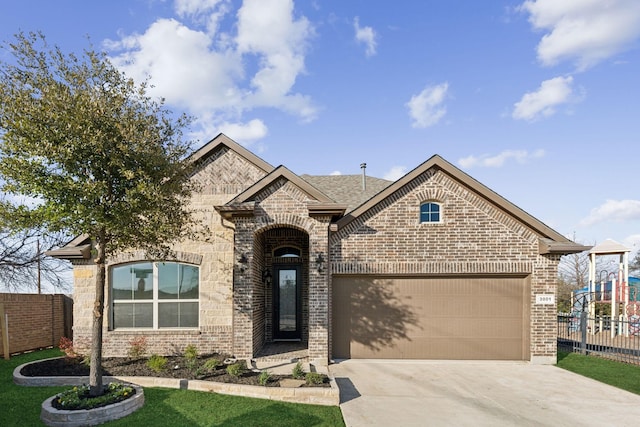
[111,262,199,329]
[420,201,442,223]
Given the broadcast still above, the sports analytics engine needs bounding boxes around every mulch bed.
[21,355,330,388]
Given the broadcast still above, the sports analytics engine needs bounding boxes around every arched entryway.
[254,227,310,353]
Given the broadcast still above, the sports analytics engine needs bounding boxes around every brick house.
[50,134,587,365]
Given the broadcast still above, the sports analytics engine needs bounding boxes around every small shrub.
[184,344,199,370]
[54,383,135,410]
[292,361,305,379]
[58,337,77,358]
[81,353,91,367]
[128,336,148,359]
[147,354,168,373]
[184,344,198,359]
[203,357,222,372]
[226,361,246,377]
[258,370,271,386]
[194,366,207,378]
[305,372,326,385]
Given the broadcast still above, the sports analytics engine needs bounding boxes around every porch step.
[253,342,309,363]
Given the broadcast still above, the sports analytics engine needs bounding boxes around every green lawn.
[1,349,345,427]
[557,351,640,395]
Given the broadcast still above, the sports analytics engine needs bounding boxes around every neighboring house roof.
[300,175,392,213]
[335,154,589,255]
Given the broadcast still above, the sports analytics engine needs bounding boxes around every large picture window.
[111,262,199,329]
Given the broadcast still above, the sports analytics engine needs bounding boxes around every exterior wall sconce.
[315,252,325,273]
[238,253,248,273]
[262,269,272,287]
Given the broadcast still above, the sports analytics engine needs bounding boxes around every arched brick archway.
[232,216,332,363]
[257,227,310,348]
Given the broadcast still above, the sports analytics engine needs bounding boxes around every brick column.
[308,216,331,365]
[232,219,255,358]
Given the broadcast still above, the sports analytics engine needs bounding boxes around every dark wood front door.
[273,265,302,340]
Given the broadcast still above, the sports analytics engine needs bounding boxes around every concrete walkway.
[329,360,640,427]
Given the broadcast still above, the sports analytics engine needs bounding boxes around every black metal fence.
[558,312,640,365]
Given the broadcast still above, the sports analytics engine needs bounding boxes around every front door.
[273,265,301,340]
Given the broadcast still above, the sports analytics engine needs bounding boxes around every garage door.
[332,276,530,360]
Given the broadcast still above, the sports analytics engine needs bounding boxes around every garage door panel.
[332,276,529,360]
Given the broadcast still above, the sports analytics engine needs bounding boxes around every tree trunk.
[89,233,106,397]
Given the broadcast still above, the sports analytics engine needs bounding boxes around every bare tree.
[631,251,640,276]
[558,250,590,289]
[0,227,71,293]
[557,250,590,312]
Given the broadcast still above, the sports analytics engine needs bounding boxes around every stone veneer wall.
[70,146,268,357]
[329,168,560,362]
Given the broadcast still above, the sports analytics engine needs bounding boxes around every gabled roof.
[217,165,347,220]
[300,175,392,213]
[48,133,275,260]
[229,165,335,204]
[189,133,274,174]
[335,154,589,255]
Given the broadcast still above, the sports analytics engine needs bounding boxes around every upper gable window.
[420,202,442,223]
[274,247,301,258]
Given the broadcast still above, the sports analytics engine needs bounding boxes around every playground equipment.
[578,239,635,337]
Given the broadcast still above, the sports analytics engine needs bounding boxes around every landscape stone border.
[14,358,340,406]
[40,384,144,427]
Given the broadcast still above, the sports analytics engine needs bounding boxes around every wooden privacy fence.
[0,293,72,359]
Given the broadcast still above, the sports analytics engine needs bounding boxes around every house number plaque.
[535,294,555,305]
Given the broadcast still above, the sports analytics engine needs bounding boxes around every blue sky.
[1,0,639,255]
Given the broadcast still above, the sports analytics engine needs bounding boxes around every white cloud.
[580,199,640,227]
[106,0,316,143]
[458,149,545,169]
[236,0,317,120]
[623,234,640,253]
[108,19,243,114]
[174,0,230,34]
[353,17,377,57]
[175,0,224,17]
[520,0,640,70]
[512,76,576,121]
[218,119,268,144]
[406,82,449,128]
[383,166,407,181]
[329,171,342,176]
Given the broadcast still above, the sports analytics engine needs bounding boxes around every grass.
[557,351,640,395]
[0,349,345,427]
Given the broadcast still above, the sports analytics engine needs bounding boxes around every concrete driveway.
[329,360,640,427]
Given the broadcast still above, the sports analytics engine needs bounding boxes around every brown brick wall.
[330,168,560,361]
[232,179,331,360]
[68,146,563,363]
[0,293,72,355]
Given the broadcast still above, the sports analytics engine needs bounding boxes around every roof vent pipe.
[360,163,367,191]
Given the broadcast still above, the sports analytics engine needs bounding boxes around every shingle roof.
[300,174,392,213]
